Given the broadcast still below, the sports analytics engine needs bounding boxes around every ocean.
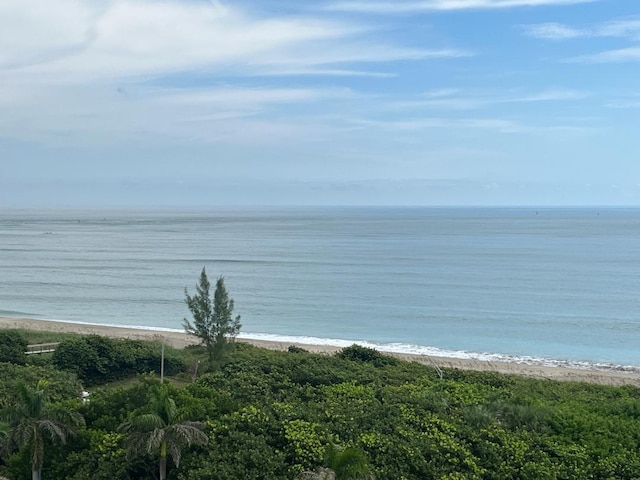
[1,207,639,370]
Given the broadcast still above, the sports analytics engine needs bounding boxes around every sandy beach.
[2,315,639,387]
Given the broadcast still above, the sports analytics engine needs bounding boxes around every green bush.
[52,335,186,385]
[336,344,397,367]
[0,330,28,364]
[9,334,640,480]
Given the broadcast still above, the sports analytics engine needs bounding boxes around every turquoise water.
[1,207,639,369]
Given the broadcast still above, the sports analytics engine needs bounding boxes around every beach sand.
[2,316,639,387]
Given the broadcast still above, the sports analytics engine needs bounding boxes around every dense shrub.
[52,335,186,385]
[6,336,640,480]
[0,330,28,364]
[336,344,397,367]
[0,363,82,406]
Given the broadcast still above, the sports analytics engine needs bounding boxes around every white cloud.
[0,0,466,84]
[390,88,588,110]
[326,0,596,14]
[0,0,96,69]
[153,86,357,108]
[510,88,588,102]
[0,83,356,146]
[604,94,640,109]
[423,88,461,98]
[349,117,525,133]
[0,0,470,146]
[350,116,593,134]
[523,17,640,63]
[522,23,588,39]
[598,17,640,40]
[523,17,640,41]
[259,68,397,78]
[605,100,640,109]
[570,46,640,63]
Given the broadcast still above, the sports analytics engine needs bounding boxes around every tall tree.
[3,380,83,480]
[118,384,208,480]
[183,268,241,361]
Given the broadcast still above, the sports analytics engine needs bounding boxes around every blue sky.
[1,0,639,206]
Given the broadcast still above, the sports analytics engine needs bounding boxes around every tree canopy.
[3,380,83,480]
[183,268,241,361]
[3,331,640,479]
[118,384,208,480]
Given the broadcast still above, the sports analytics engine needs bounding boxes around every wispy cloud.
[0,82,358,146]
[0,0,470,146]
[326,0,596,14]
[153,86,357,108]
[605,100,640,109]
[347,116,591,134]
[523,16,640,41]
[523,17,640,63]
[569,47,640,63]
[390,87,589,110]
[0,0,469,85]
[349,117,523,132]
[604,94,640,109]
[522,23,588,39]
[598,18,640,40]
[259,68,398,78]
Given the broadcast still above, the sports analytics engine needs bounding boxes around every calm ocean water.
[1,207,639,370]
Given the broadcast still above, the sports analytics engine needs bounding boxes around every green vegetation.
[183,268,241,363]
[1,332,640,479]
[8,330,80,346]
[118,384,207,480]
[3,380,83,480]
[0,332,28,365]
[52,335,186,386]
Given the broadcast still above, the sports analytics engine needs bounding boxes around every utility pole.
[160,339,165,384]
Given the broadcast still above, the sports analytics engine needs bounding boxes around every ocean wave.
[236,332,640,374]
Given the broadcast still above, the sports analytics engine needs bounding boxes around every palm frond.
[119,386,209,474]
[170,422,208,445]
[37,419,69,444]
[167,440,182,467]
[324,438,374,480]
[119,413,165,433]
[146,428,167,454]
[331,447,373,479]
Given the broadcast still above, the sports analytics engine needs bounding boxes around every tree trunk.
[159,440,167,480]
[32,468,41,480]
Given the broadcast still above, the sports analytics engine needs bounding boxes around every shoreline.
[2,316,640,387]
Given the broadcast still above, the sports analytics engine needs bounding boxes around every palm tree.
[118,384,208,480]
[3,380,83,480]
[324,438,374,480]
[0,420,9,480]
[297,439,374,480]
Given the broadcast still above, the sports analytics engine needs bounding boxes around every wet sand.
[2,316,639,387]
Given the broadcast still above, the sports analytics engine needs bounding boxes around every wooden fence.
[25,342,60,355]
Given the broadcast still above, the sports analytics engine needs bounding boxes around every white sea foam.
[8,315,640,374]
[236,332,640,374]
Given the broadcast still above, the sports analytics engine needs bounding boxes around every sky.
[1,0,639,207]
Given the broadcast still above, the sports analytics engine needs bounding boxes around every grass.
[11,328,82,345]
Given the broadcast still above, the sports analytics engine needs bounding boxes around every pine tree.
[183,268,241,361]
